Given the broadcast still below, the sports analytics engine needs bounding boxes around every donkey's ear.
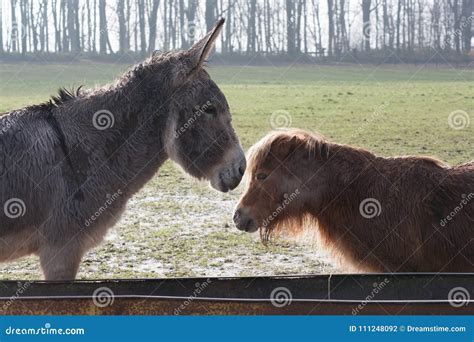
[185,18,225,73]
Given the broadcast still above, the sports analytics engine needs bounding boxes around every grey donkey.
[0,19,246,280]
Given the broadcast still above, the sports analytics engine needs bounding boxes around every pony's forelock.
[247,129,329,176]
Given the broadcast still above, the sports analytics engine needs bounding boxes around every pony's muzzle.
[233,207,258,233]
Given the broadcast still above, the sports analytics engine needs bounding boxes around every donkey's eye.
[204,104,217,116]
[256,173,268,181]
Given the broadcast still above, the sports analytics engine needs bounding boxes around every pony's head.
[160,19,246,192]
[233,129,330,238]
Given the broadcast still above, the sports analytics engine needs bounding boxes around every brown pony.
[233,129,474,272]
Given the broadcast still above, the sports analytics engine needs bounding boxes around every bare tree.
[295,0,303,53]
[0,1,3,53]
[98,0,108,54]
[461,0,472,52]
[117,0,128,52]
[10,0,18,52]
[137,0,146,55]
[39,0,49,52]
[327,0,335,56]
[148,0,160,52]
[247,0,256,53]
[339,0,348,53]
[187,0,198,46]
[68,0,80,53]
[205,0,217,31]
[448,0,461,53]
[362,0,372,51]
[396,0,402,51]
[61,0,69,53]
[0,0,469,61]
[286,0,296,55]
[19,0,27,54]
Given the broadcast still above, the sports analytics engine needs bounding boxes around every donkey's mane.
[33,86,84,112]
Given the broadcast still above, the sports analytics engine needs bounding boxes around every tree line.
[0,0,472,62]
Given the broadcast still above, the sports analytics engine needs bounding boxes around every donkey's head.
[233,130,330,234]
[161,19,245,192]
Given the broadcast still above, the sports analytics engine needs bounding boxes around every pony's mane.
[32,86,83,111]
[246,129,329,244]
[247,129,329,175]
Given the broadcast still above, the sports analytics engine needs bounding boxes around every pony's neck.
[304,142,376,220]
[328,143,375,184]
[306,143,380,271]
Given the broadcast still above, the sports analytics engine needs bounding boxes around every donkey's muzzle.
[224,157,246,190]
[211,149,246,192]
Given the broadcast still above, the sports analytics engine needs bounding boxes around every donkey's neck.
[56,69,172,197]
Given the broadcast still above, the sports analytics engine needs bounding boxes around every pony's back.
[316,145,474,272]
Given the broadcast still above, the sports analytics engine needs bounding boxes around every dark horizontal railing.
[0,273,472,315]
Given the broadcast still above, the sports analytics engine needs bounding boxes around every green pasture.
[0,61,472,279]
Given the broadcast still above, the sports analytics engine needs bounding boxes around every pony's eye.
[256,173,268,181]
[204,104,217,116]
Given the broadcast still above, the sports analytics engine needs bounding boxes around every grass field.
[0,61,472,279]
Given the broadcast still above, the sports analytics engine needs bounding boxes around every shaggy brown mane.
[247,129,329,175]
[245,129,331,245]
[259,213,316,245]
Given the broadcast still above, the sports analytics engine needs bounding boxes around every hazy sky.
[0,0,445,52]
